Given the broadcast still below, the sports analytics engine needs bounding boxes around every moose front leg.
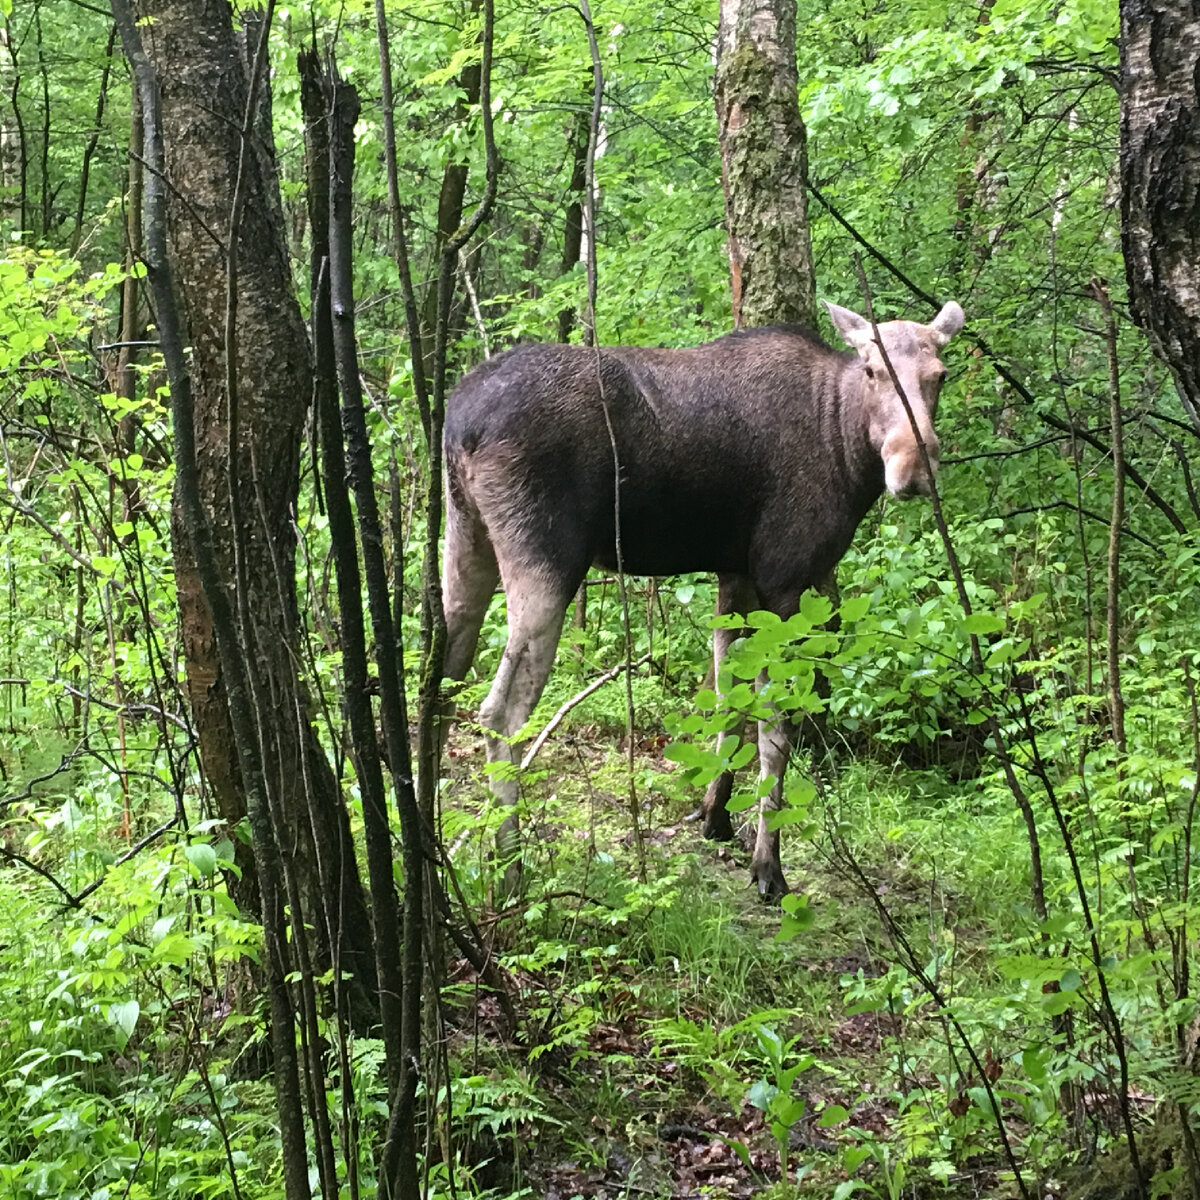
[749,712,795,900]
[694,573,759,841]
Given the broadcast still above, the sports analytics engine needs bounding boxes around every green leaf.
[842,1144,872,1174]
[185,842,219,878]
[961,612,1004,635]
[715,1136,753,1171]
[839,594,870,623]
[108,999,140,1049]
[818,1103,849,1127]
[729,742,757,771]
[727,791,759,813]
[800,590,834,626]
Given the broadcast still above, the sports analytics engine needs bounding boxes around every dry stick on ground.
[522,653,654,771]
[106,3,311,1195]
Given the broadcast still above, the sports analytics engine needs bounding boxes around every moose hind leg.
[477,575,571,876]
[695,574,760,841]
[443,498,500,682]
[749,711,794,900]
[439,498,500,755]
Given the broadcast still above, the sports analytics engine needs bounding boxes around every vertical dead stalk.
[222,0,275,658]
[851,258,1047,927]
[299,45,404,1163]
[1091,279,1126,752]
[373,0,430,441]
[324,71,426,1200]
[72,23,117,254]
[854,261,1144,1200]
[417,0,498,839]
[578,0,646,875]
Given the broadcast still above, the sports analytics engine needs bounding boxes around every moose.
[441,300,964,898]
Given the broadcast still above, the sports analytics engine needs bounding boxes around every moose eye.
[864,365,876,381]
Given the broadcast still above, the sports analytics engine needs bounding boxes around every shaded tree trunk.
[714,0,815,329]
[557,109,588,344]
[1120,0,1200,433]
[132,0,375,1000]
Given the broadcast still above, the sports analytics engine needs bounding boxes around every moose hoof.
[750,859,790,904]
[702,808,735,842]
[685,804,735,842]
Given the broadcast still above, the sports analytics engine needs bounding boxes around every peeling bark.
[1120,0,1200,433]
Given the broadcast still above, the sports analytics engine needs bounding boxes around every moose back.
[441,301,964,897]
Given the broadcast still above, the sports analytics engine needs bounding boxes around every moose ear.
[929,301,965,346]
[825,301,873,350]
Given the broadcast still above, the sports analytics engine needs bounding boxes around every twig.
[70,815,182,904]
[577,0,645,879]
[1,742,87,811]
[851,256,1048,930]
[458,248,490,358]
[521,652,652,770]
[814,183,1185,533]
[1001,502,1161,553]
[60,684,191,731]
[0,845,80,906]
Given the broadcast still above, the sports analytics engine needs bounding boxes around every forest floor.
[439,719,1021,1200]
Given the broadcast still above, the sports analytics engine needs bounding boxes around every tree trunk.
[714,0,816,329]
[557,109,588,344]
[133,0,376,1000]
[1120,0,1200,433]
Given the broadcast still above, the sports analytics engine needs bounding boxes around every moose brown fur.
[441,301,964,897]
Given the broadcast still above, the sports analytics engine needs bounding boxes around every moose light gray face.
[825,300,963,501]
[440,296,963,899]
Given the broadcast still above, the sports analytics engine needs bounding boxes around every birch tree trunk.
[1120,0,1200,434]
[714,0,816,329]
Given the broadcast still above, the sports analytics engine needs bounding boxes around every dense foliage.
[1,0,1198,1196]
